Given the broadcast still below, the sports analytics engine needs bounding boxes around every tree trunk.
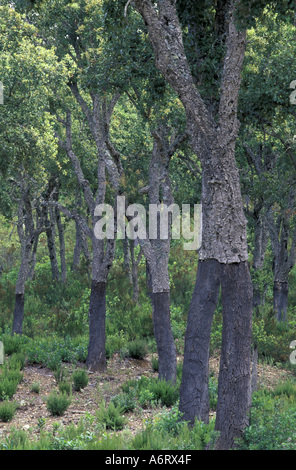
[123,237,132,285]
[130,239,141,304]
[152,291,177,383]
[179,259,221,423]
[45,206,59,282]
[72,222,82,271]
[86,280,107,372]
[12,293,25,335]
[13,238,33,336]
[133,0,252,448]
[56,207,67,283]
[273,280,289,322]
[28,233,39,281]
[215,262,253,450]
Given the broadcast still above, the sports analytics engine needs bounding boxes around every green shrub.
[138,389,156,408]
[271,379,296,402]
[111,389,137,413]
[58,381,72,396]
[53,364,69,384]
[127,339,148,359]
[31,382,40,394]
[148,379,179,407]
[120,375,179,409]
[96,401,127,430]
[72,369,89,391]
[0,401,17,422]
[9,352,26,371]
[151,355,159,372]
[237,389,296,450]
[0,378,19,400]
[5,369,23,385]
[46,391,71,416]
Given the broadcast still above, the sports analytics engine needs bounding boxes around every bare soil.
[0,352,292,441]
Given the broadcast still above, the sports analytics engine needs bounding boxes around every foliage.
[46,391,71,417]
[121,375,179,409]
[58,381,71,396]
[31,382,40,394]
[110,388,137,414]
[96,400,127,431]
[132,406,218,451]
[127,338,148,360]
[72,368,89,392]
[0,401,17,422]
[239,391,296,450]
[24,335,88,370]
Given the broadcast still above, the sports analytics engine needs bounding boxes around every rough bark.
[179,260,221,423]
[45,205,59,282]
[55,206,67,283]
[273,281,289,322]
[86,280,107,372]
[133,0,252,448]
[267,202,296,322]
[215,261,253,449]
[12,294,25,336]
[137,128,182,383]
[152,291,176,383]
[12,178,46,335]
[55,100,119,371]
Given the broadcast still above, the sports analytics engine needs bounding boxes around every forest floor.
[0,352,292,441]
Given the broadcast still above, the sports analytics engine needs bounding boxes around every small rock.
[22,424,30,431]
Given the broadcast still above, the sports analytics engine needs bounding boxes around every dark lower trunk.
[215,262,253,450]
[179,260,221,423]
[152,291,177,383]
[273,281,288,322]
[86,281,107,372]
[12,294,25,335]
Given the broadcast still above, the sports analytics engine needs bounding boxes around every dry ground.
[0,352,292,441]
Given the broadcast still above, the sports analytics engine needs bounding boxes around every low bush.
[96,401,127,430]
[111,388,137,413]
[148,379,179,407]
[9,352,26,371]
[151,355,159,372]
[120,376,179,409]
[72,369,89,391]
[31,382,40,394]
[0,401,17,422]
[58,381,72,396]
[0,333,27,356]
[238,391,296,450]
[46,391,71,416]
[0,377,18,400]
[127,339,148,360]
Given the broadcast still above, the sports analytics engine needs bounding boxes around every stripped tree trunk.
[133,0,253,448]
[55,90,121,371]
[137,127,188,383]
[266,192,296,322]
[12,177,46,335]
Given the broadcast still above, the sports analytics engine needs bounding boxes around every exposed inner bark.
[152,291,177,383]
[12,294,25,336]
[86,281,107,372]
[215,261,253,450]
[273,280,289,322]
[179,259,221,423]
